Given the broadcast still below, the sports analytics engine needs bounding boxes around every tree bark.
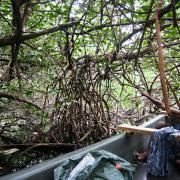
[153,0,171,116]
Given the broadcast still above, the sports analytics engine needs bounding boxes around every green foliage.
[0,0,179,154]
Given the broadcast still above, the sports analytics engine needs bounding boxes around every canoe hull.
[1,115,166,180]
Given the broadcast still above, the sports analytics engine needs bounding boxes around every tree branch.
[0,92,46,113]
[142,92,180,115]
[0,21,79,47]
[153,0,171,115]
[0,143,75,151]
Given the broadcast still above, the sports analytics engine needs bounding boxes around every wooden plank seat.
[117,124,157,135]
[117,124,180,141]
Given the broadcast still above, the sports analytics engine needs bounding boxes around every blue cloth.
[173,124,180,130]
[147,127,180,176]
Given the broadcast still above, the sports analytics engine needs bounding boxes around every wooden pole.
[153,0,171,116]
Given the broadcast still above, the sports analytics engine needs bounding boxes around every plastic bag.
[67,153,96,180]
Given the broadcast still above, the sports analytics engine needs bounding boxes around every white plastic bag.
[67,153,95,180]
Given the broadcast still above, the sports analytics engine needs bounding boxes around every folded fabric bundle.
[147,127,179,176]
